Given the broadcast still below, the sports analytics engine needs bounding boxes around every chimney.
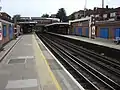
[106,5,108,9]
[94,7,96,11]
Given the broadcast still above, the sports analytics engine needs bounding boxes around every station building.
[69,16,120,40]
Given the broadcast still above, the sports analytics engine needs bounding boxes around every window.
[103,14,107,18]
[110,12,116,17]
[3,25,7,37]
[95,14,99,17]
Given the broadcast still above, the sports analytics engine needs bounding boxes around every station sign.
[92,26,96,35]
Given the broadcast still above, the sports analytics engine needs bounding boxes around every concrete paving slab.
[52,70,70,90]
[0,70,10,75]
[5,79,38,89]
[38,43,46,51]
[5,88,21,90]
[3,64,25,72]
[22,69,37,79]
[0,75,9,89]
[43,83,57,90]
[53,70,80,90]
[47,59,62,70]
[24,63,35,70]
[9,74,22,80]
[22,86,40,90]
[42,51,55,59]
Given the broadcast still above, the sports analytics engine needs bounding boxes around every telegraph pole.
[0,0,2,11]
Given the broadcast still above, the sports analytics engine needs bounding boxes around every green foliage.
[56,8,68,22]
[41,14,49,18]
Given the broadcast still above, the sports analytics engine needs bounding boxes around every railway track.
[37,33,120,90]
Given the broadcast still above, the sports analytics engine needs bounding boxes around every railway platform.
[48,32,120,50]
[0,34,80,90]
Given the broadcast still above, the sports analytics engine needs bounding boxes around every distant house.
[73,10,84,19]
[69,6,120,21]
[50,14,57,18]
[68,10,84,20]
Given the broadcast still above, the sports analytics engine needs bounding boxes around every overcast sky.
[1,0,120,17]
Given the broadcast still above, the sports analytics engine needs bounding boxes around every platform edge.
[35,34,85,90]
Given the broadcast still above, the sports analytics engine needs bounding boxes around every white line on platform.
[17,56,34,59]
[24,44,32,46]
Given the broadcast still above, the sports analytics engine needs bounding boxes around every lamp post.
[102,0,104,8]
[84,0,87,17]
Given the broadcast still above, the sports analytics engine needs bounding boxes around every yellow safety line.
[33,35,62,90]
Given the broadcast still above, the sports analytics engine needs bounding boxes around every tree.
[41,14,49,18]
[56,8,68,22]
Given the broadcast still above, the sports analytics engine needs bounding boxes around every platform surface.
[0,34,80,90]
[0,34,59,90]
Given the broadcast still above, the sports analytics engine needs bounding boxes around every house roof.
[46,22,69,27]
[69,17,90,24]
